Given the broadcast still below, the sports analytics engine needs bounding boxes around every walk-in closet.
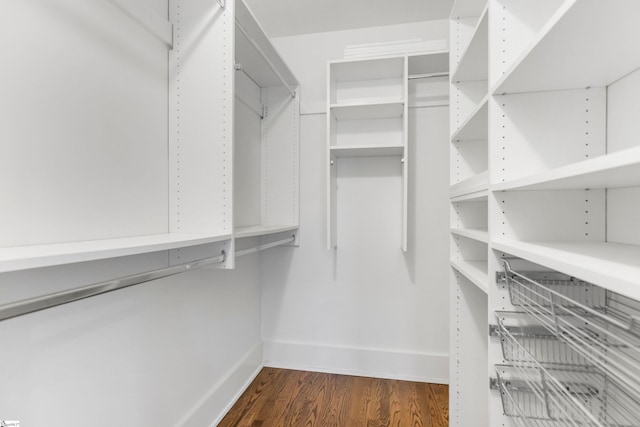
[2,0,640,426]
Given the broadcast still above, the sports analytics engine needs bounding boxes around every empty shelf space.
[450,189,488,203]
[330,101,404,120]
[234,225,298,239]
[0,233,233,273]
[451,259,489,293]
[492,1,640,94]
[492,146,640,191]
[451,228,489,243]
[330,144,404,158]
[451,96,488,141]
[451,6,488,83]
[330,57,405,82]
[493,240,640,301]
[450,0,486,20]
[450,171,489,198]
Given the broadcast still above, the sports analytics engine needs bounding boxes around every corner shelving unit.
[233,0,300,249]
[448,0,489,425]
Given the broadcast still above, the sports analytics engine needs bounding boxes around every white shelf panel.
[451,259,489,294]
[451,95,488,141]
[451,228,489,244]
[492,1,640,94]
[234,225,298,239]
[330,56,405,82]
[450,170,489,198]
[0,233,232,273]
[330,145,404,158]
[451,6,488,83]
[450,189,488,203]
[330,101,404,120]
[493,240,640,302]
[492,146,640,191]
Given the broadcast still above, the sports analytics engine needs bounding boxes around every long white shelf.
[493,240,640,302]
[492,146,640,192]
[451,259,489,294]
[492,1,640,94]
[330,100,405,121]
[450,189,488,203]
[450,170,489,198]
[451,6,488,83]
[234,225,298,239]
[0,233,233,273]
[330,144,404,158]
[451,95,488,142]
[451,228,489,244]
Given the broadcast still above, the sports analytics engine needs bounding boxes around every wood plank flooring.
[218,368,448,427]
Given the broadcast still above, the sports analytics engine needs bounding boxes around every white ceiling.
[244,0,454,38]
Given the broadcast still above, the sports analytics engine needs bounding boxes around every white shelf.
[451,228,489,244]
[451,259,489,294]
[0,233,232,273]
[493,240,640,302]
[234,225,298,239]
[330,100,404,120]
[492,146,640,191]
[330,56,405,82]
[451,6,488,83]
[492,1,640,94]
[450,189,488,203]
[450,170,489,198]
[450,0,487,19]
[451,95,488,141]
[330,144,404,158]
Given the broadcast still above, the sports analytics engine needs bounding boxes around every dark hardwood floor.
[218,367,448,426]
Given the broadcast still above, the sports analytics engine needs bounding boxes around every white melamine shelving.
[329,100,404,120]
[450,171,489,198]
[330,145,404,158]
[451,228,489,244]
[451,96,488,142]
[492,240,640,302]
[234,225,298,239]
[492,1,640,95]
[451,259,489,293]
[492,146,640,191]
[0,233,232,273]
[451,6,488,83]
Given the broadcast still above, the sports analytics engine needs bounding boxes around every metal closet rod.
[235,21,297,99]
[0,235,295,322]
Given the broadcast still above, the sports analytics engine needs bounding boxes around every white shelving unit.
[449,1,489,425]
[233,0,300,248]
[327,51,448,252]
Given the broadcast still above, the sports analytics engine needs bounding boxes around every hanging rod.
[235,21,296,99]
[0,235,296,322]
[235,235,296,258]
[408,72,449,80]
[0,252,226,322]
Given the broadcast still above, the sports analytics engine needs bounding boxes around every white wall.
[261,20,451,383]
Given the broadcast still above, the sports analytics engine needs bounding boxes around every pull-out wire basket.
[492,260,640,426]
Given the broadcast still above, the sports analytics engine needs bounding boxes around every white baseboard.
[175,342,263,427]
[263,340,449,384]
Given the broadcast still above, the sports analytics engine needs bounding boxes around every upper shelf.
[330,144,404,158]
[450,0,487,19]
[492,1,640,94]
[330,56,405,82]
[451,95,488,141]
[451,6,488,83]
[330,100,404,121]
[492,146,640,192]
[0,233,232,273]
[450,171,489,198]
[234,225,298,239]
[493,240,640,302]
